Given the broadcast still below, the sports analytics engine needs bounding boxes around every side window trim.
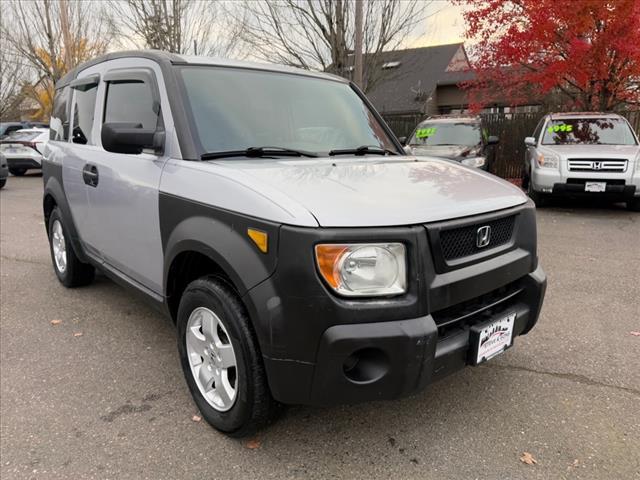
[103,68,161,115]
[70,74,100,92]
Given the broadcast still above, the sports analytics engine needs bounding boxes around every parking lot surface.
[1,174,639,480]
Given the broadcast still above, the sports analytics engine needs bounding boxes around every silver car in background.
[523,112,640,211]
[0,128,49,176]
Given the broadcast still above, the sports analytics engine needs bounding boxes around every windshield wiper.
[328,145,399,156]
[201,146,318,160]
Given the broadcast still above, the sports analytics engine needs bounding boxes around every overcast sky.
[405,1,467,48]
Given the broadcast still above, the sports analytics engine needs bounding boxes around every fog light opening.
[343,348,389,384]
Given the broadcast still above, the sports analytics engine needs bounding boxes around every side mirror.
[101,122,164,155]
[487,135,499,145]
[398,136,407,146]
[524,136,536,147]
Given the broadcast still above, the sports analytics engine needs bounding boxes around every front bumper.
[532,165,640,198]
[261,267,545,406]
[552,181,637,200]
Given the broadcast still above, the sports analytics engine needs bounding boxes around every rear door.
[83,58,173,294]
[62,68,102,254]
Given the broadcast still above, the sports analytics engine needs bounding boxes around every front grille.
[568,159,627,172]
[432,280,524,337]
[440,215,515,261]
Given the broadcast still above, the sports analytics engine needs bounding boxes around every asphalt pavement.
[1,174,639,480]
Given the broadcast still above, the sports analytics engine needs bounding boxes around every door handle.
[82,164,99,187]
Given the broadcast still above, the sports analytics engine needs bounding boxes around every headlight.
[461,157,486,168]
[315,243,406,297]
[537,151,560,169]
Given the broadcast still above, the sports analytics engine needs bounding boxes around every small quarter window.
[50,86,70,141]
[72,84,98,145]
[104,82,159,130]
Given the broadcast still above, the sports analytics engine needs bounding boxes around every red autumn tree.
[455,0,640,111]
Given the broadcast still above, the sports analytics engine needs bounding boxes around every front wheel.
[527,173,549,207]
[0,177,5,189]
[9,168,26,176]
[177,277,280,437]
[627,197,640,212]
[47,208,95,287]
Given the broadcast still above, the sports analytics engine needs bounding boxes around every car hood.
[409,145,475,159]
[208,156,527,227]
[542,144,640,158]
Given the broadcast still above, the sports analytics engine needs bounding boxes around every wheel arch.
[43,172,89,263]
[164,244,241,322]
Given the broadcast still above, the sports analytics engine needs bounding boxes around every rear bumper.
[7,158,42,170]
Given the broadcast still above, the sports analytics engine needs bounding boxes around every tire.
[47,207,95,287]
[627,197,640,212]
[177,276,279,437]
[9,168,26,176]
[0,177,5,189]
[527,172,548,207]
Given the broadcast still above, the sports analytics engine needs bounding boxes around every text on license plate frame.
[469,312,516,365]
[585,182,606,192]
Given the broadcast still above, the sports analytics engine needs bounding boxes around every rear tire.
[47,207,95,287]
[9,168,26,176]
[177,276,279,437]
[627,197,640,212]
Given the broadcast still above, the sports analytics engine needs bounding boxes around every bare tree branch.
[104,0,248,59]
[235,0,429,92]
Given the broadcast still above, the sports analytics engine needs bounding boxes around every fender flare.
[162,215,278,298]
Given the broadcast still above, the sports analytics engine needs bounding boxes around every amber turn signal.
[315,244,348,288]
[247,228,268,253]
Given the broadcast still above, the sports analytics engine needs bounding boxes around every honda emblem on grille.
[593,161,602,170]
[476,225,491,248]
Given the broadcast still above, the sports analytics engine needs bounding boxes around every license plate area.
[585,181,606,192]
[469,312,515,365]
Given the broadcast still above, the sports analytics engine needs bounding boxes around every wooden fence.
[382,110,640,180]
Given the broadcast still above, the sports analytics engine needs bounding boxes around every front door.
[82,58,172,294]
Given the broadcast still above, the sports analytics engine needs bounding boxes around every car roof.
[417,118,480,127]
[57,50,346,89]
[547,112,623,120]
[420,115,480,124]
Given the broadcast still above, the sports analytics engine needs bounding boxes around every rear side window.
[104,82,159,130]
[72,85,98,145]
[50,87,70,141]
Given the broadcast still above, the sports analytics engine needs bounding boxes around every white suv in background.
[523,112,640,211]
[0,128,49,176]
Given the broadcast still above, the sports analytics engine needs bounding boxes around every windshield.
[542,118,637,145]
[409,122,481,147]
[178,66,396,157]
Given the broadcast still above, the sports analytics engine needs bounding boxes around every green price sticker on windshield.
[548,124,573,133]
[416,127,437,139]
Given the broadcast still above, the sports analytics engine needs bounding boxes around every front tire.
[177,277,279,437]
[47,208,95,287]
[0,178,5,189]
[627,197,640,212]
[9,168,26,176]
[527,172,549,207]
